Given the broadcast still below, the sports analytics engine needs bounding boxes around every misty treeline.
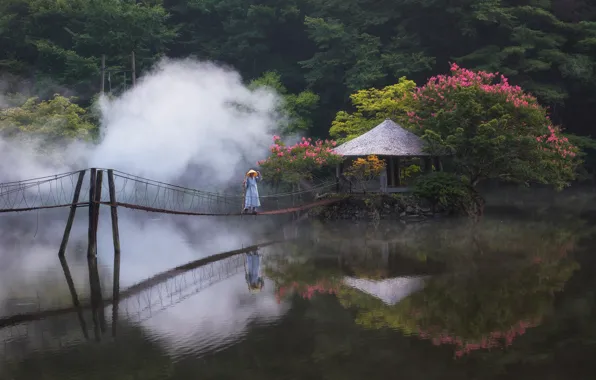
[1,0,595,139]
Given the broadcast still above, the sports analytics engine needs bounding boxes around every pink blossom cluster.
[406,64,579,162]
[275,281,337,303]
[415,320,536,358]
[407,63,541,128]
[536,125,577,159]
[413,63,538,109]
[257,136,342,173]
[532,240,573,263]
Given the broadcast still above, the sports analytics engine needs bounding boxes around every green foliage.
[403,164,421,179]
[0,94,96,143]
[1,0,596,149]
[456,1,596,104]
[565,133,596,180]
[329,77,416,142]
[249,71,320,133]
[408,64,581,190]
[0,0,176,95]
[412,172,472,214]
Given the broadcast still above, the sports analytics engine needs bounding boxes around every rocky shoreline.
[308,194,443,221]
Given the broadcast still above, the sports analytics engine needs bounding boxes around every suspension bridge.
[0,168,341,216]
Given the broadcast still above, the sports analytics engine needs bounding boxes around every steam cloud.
[91,58,280,184]
[1,57,281,186]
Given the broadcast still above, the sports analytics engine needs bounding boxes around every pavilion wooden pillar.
[386,157,393,187]
[424,157,433,173]
[394,157,401,186]
[335,163,340,192]
[433,156,442,171]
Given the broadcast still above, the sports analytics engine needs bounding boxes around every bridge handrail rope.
[109,168,336,199]
[0,172,77,194]
[0,170,81,186]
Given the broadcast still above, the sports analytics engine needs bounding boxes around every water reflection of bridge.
[0,241,279,360]
[120,253,246,324]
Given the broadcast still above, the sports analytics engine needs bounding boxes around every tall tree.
[0,0,176,99]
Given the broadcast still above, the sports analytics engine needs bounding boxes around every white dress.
[244,176,261,208]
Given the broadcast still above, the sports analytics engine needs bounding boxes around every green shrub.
[413,172,475,215]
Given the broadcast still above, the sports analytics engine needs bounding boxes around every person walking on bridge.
[243,169,262,214]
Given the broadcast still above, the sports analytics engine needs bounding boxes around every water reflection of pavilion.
[342,276,427,306]
[339,245,442,305]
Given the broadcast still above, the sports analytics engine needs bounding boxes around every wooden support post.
[93,170,106,332]
[93,170,103,236]
[87,168,97,258]
[87,255,101,341]
[111,251,121,337]
[58,170,86,257]
[100,55,105,94]
[107,169,121,337]
[131,51,136,87]
[59,256,89,339]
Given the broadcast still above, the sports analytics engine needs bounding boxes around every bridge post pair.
[58,168,121,259]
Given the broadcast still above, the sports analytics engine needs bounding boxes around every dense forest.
[1,0,595,139]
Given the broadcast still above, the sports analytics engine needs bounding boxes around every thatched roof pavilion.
[333,119,429,157]
[333,118,441,192]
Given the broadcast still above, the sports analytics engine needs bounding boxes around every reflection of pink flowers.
[532,240,573,263]
[275,281,337,303]
[414,320,536,358]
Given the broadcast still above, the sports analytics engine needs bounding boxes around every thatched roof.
[333,118,429,157]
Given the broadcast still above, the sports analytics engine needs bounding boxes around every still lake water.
[1,188,596,379]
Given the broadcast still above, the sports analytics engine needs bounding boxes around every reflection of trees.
[339,257,578,356]
[264,251,343,303]
[333,217,582,357]
[310,216,586,269]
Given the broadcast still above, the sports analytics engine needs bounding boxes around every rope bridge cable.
[0,170,91,213]
[0,168,342,215]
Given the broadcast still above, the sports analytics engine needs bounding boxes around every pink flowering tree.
[257,135,343,185]
[407,63,581,190]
